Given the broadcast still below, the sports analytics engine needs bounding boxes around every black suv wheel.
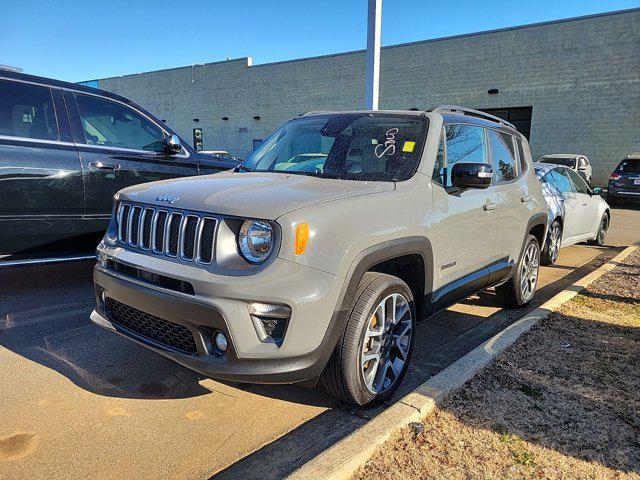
[321,272,416,407]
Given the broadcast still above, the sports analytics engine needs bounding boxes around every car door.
[487,129,531,267]
[64,90,200,220]
[549,168,582,244]
[564,167,600,238]
[0,78,84,255]
[430,124,500,303]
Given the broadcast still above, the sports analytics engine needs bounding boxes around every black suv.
[608,154,640,206]
[0,70,238,258]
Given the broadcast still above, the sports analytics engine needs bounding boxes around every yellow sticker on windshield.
[402,141,415,153]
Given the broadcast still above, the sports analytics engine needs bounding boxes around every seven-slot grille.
[117,202,217,263]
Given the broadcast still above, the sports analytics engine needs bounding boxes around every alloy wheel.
[548,224,561,263]
[520,242,539,302]
[598,216,608,244]
[361,293,413,394]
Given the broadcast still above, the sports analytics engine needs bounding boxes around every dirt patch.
[354,250,640,480]
[0,432,39,461]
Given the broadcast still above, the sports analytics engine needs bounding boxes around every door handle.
[521,195,533,203]
[581,202,588,206]
[89,162,120,171]
[483,202,499,211]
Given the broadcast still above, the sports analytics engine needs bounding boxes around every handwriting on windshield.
[374,128,399,158]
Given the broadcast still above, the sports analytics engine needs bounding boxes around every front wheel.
[321,272,416,407]
[496,234,540,308]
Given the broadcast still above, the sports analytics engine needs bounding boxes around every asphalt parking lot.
[1,207,638,480]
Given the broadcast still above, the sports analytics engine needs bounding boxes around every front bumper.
[92,249,346,384]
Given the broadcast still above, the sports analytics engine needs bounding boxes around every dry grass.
[354,250,640,480]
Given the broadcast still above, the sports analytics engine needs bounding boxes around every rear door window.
[488,129,517,183]
[0,79,59,141]
[75,93,164,152]
[516,138,527,172]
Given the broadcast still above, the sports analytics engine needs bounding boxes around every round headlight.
[238,220,274,263]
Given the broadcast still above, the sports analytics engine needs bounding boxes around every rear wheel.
[589,212,609,246]
[541,220,562,266]
[496,234,540,308]
[321,272,415,407]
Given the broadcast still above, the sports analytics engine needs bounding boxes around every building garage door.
[481,107,532,140]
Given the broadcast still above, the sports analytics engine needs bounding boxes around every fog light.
[213,331,228,353]
[248,302,291,347]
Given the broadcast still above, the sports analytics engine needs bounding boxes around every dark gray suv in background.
[0,70,238,259]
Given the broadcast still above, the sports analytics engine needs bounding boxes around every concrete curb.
[288,244,638,480]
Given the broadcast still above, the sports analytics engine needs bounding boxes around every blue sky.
[1,0,638,82]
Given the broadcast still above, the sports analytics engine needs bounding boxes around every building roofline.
[90,7,640,81]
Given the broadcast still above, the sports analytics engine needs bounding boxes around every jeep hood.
[118,171,395,219]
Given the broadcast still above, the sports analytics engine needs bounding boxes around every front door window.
[75,93,164,152]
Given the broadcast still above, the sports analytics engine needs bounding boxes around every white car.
[535,163,610,265]
[200,150,237,160]
[538,154,592,185]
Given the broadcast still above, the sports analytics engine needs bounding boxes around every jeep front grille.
[117,202,218,264]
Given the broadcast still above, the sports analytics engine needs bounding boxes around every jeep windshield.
[237,113,428,181]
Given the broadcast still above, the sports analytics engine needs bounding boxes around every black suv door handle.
[89,162,120,171]
[483,202,499,211]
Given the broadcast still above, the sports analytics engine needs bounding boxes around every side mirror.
[592,187,603,196]
[451,163,493,190]
[164,134,182,155]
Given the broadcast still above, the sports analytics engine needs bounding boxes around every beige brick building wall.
[97,9,640,185]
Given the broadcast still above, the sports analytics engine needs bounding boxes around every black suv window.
[435,124,488,187]
[617,158,640,174]
[488,130,517,183]
[0,79,59,141]
[75,93,164,152]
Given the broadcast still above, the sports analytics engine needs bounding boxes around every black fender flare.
[306,236,434,379]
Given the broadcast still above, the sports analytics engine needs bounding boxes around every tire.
[321,272,416,408]
[495,234,540,308]
[588,212,609,246]
[541,220,562,266]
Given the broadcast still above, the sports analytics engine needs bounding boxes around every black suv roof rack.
[428,105,516,130]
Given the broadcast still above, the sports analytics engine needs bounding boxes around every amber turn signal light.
[295,223,309,255]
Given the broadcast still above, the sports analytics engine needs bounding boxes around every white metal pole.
[365,0,382,110]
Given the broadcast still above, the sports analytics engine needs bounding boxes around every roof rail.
[428,105,516,130]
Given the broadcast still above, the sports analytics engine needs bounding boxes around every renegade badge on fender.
[92,106,548,407]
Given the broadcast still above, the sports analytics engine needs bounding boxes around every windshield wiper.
[234,164,255,172]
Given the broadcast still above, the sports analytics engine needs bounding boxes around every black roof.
[0,69,139,109]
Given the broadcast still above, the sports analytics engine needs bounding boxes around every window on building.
[0,79,59,141]
[488,130,517,183]
[75,93,164,151]
[481,106,532,140]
